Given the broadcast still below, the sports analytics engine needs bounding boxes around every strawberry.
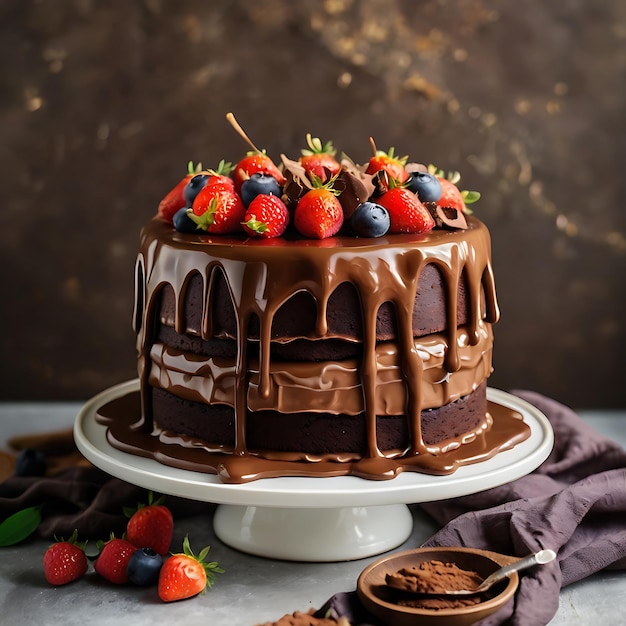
[125,493,174,556]
[430,167,481,214]
[365,140,409,183]
[242,194,290,238]
[293,177,344,239]
[43,530,88,586]
[233,151,286,191]
[157,161,203,223]
[226,112,286,191]
[189,184,246,234]
[158,535,224,602]
[299,134,341,182]
[94,535,138,584]
[377,187,435,234]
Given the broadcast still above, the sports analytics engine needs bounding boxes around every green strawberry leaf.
[0,505,43,547]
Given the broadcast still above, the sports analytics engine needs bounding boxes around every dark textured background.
[1,0,625,408]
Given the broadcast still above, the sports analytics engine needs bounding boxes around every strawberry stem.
[226,112,262,154]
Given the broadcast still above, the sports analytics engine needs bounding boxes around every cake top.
[156,113,480,241]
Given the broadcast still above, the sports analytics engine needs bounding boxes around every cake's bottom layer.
[96,389,532,483]
[151,383,489,457]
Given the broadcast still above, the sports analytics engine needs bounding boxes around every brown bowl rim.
[357,546,519,618]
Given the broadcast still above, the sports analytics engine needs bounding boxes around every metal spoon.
[388,549,557,596]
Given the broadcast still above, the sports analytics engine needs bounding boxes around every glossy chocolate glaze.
[119,215,529,482]
[96,391,530,482]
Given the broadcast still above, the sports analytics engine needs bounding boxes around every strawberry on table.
[365,138,409,183]
[293,176,344,239]
[242,194,290,238]
[377,186,435,234]
[189,184,246,235]
[43,530,88,586]
[125,492,174,556]
[299,134,341,182]
[157,161,204,224]
[94,535,138,585]
[158,535,224,602]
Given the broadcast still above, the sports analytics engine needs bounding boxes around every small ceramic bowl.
[357,546,519,626]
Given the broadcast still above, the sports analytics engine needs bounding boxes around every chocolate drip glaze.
[126,216,507,481]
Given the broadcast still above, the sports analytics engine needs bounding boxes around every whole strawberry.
[299,134,340,182]
[43,530,88,586]
[365,141,409,183]
[189,185,246,235]
[158,535,224,602]
[94,535,138,584]
[294,177,344,239]
[377,187,435,234]
[242,194,290,238]
[233,151,286,192]
[125,493,174,556]
[226,112,286,191]
[157,161,203,224]
[437,176,481,214]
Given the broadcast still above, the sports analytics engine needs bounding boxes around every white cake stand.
[74,381,553,562]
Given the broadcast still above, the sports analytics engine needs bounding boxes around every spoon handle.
[478,549,557,591]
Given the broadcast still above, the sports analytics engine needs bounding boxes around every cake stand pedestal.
[74,383,553,562]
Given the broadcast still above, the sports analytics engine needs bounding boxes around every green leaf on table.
[0,506,43,546]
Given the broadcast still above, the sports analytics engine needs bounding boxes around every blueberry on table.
[350,201,391,238]
[183,174,209,206]
[14,449,46,477]
[407,172,442,202]
[127,548,163,586]
[240,172,282,207]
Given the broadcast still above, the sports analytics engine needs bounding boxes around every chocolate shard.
[426,204,469,230]
[280,153,312,206]
[405,162,428,175]
[336,162,376,218]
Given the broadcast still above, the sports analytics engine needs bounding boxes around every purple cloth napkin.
[0,466,210,539]
[317,391,626,625]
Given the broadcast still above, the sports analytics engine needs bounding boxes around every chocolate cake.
[98,115,531,483]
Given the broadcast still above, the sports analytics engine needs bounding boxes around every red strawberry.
[125,493,174,556]
[437,177,466,212]
[242,194,290,238]
[365,141,409,183]
[43,530,88,586]
[94,536,138,584]
[377,187,435,234]
[299,134,340,182]
[157,161,203,223]
[294,181,344,239]
[233,152,286,191]
[158,535,224,602]
[436,176,481,214]
[189,185,246,235]
[226,112,286,191]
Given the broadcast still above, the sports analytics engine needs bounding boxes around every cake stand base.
[213,503,413,562]
[74,381,553,562]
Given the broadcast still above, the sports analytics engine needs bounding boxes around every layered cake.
[98,114,530,482]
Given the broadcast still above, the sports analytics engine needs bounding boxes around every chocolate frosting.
[98,215,531,483]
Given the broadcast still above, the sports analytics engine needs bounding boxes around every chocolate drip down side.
[132,217,502,474]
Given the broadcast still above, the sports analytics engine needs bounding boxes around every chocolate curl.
[427,204,469,230]
[405,162,428,175]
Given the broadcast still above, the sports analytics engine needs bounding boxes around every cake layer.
[151,383,490,457]
[147,322,493,415]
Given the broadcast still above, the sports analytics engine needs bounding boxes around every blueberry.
[407,172,442,202]
[240,173,282,207]
[183,174,209,206]
[14,449,46,477]
[350,202,390,238]
[173,207,199,233]
[127,548,163,586]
